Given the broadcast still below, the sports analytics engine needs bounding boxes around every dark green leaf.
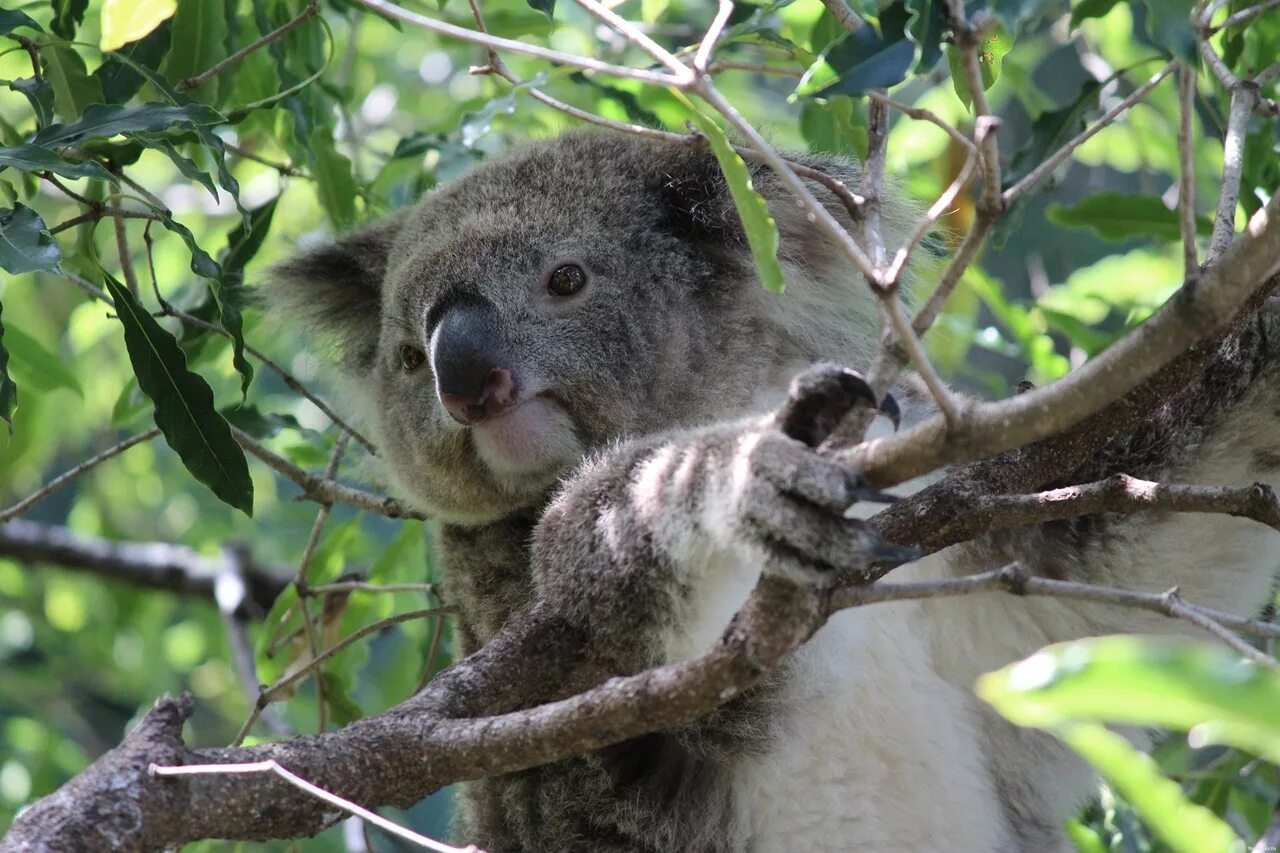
[0,301,16,431]
[1139,0,1196,60]
[796,3,915,98]
[110,377,150,426]
[1047,191,1214,242]
[1069,0,1122,28]
[33,102,224,148]
[0,204,61,274]
[1005,79,1101,190]
[904,0,946,74]
[100,270,253,515]
[94,20,174,104]
[0,10,42,36]
[526,0,554,19]
[9,77,55,130]
[567,73,663,127]
[220,404,309,439]
[50,0,89,39]
[0,144,115,183]
[310,128,357,231]
[222,196,278,286]
[40,44,105,121]
[126,133,218,199]
[988,0,1068,34]
[159,0,229,104]
[679,94,785,294]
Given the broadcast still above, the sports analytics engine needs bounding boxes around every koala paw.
[731,365,920,581]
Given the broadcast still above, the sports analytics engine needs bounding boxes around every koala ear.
[263,211,410,371]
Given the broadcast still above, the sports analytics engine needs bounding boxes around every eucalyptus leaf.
[40,44,105,121]
[0,301,16,431]
[159,0,229,104]
[1047,192,1214,242]
[100,0,177,53]
[50,0,89,40]
[0,10,41,36]
[2,324,82,397]
[94,21,174,104]
[0,204,61,275]
[0,144,115,183]
[310,128,357,231]
[33,102,225,148]
[9,77,55,130]
[677,94,785,294]
[100,271,253,516]
[795,3,914,98]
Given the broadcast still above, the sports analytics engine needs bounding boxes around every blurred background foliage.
[0,0,1277,849]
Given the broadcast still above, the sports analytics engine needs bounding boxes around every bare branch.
[349,0,685,86]
[231,426,426,519]
[573,0,692,80]
[150,760,478,853]
[819,0,868,31]
[1208,81,1259,263]
[948,3,1003,215]
[692,0,734,74]
[1004,62,1176,206]
[1206,0,1280,35]
[0,519,289,612]
[0,428,161,523]
[839,193,1280,487]
[867,91,977,155]
[1178,62,1200,276]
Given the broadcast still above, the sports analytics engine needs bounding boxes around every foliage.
[0,0,1276,848]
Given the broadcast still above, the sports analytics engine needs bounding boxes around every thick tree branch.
[0,519,289,614]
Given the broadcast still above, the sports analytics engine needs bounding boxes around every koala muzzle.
[430,295,518,426]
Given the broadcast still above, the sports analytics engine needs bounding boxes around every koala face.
[267,133,879,524]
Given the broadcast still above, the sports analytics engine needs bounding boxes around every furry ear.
[263,211,409,371]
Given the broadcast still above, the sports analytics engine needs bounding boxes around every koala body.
[270,131,1280,851]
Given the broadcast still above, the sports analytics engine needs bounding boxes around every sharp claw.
[877,392,901,431]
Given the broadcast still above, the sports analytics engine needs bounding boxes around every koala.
[266,131,1280,852]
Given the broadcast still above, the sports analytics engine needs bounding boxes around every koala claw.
[779,363,899,447]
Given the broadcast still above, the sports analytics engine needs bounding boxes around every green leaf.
[795,3,915,98]
[9,77,55,130]
[676,92,785,294]
[1056,723,1243,853]
[0,204,61,274]
[1069,0,1122,28]
[946,24,1015,108]
[100,0,176,52]
[0,301,17,431]
[309,127,357,232]
[1139,0,1196,60]
[100,271,253,515]
[50,0,89,40]
[526,0,555,19]
[977,636,1280,762]
[0,10,42,36]
[33,102,224,148]
[220,404,309,440]
[0,144,115,183]
[110,377,150,427]
[2,324,82,397]
[904,0,946,74]
[40,44,105,121]
[159,0,229,104]
[126,133,218,200]
[94,20,174,104]
[1047,192,1214,242]
[222,196,278,286]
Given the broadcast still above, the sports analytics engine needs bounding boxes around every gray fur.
[262,130,1280,851]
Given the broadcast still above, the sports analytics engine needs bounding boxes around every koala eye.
[399,344,426,373]
[547,263,587,297]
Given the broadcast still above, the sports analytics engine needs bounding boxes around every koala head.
[265,132,883,525]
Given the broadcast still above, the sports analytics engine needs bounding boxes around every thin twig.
[49,208,161,235]
[230,426,425,519]
[308,580,436,596]
[867,91,977,154]
[178,1,319,93]
[416,612,448,694]
[881,296,963,423]
[1206,0,1280,35]
[692,1,734,74]
[706,60,803,77]
[1207,82,1258,263]
[819,0,868,31]
[948,3,1003,215]
[573,0,692,80]
[1004,62,1176,206]
[111,198,140,298]
[862,96,890,273]
[911,212,994,338]
[0,429,161,523]
[1197,35,1240,91]
[1177,62,1200,277]
[350,0,684,86]
[149,760,479,853]
[222,141,307,177]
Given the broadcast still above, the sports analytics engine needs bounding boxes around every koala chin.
[264,130,1280,851]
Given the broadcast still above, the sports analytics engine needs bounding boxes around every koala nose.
[429,295,517,426]
[440,367,516,425]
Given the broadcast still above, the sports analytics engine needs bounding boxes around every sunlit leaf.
[946,25,1015,109]
[101,0,177,52]
[100,271,253,515]
[1047,192,1214,242]
[795,4,914,98]
[0,204,61,275]
[676,92,785,294]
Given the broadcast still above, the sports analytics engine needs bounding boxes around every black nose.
[429,295,517,426]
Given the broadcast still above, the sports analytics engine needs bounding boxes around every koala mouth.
[469,395,582,484]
